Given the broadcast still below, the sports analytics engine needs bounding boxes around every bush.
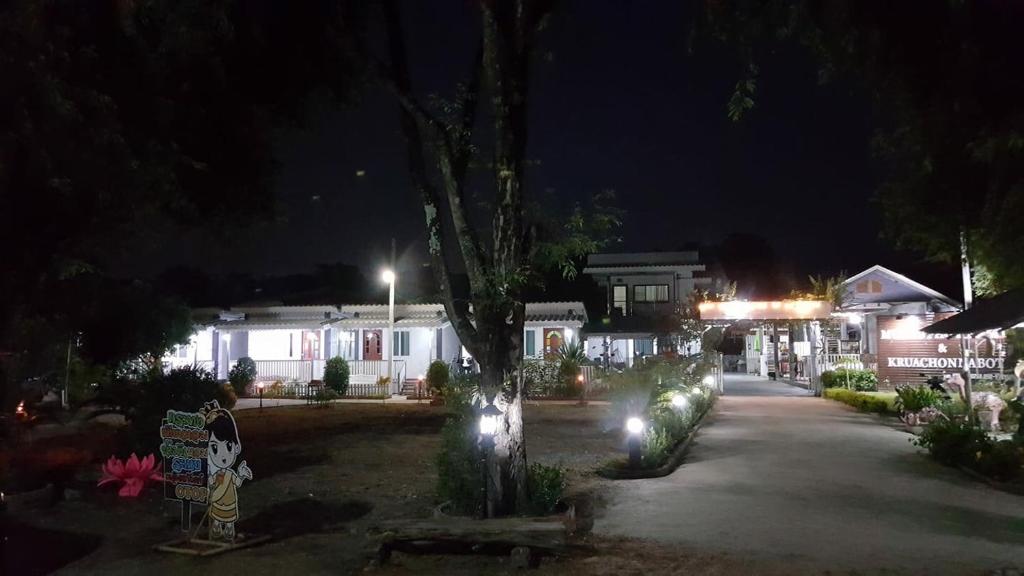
[130,365,233,453]
[894,384,940,414]
[914,417,990,467]
[823,388,893,414]
[313,387,339,407]
[324,357,350,395]
[228,357,257,396]
[822,368,878,391]
[523,360,560,396]
[555,339,586,388]
[435,388,481,515]
[426,360,449,395]
[526,463,567,515]
[974,440,1024,482]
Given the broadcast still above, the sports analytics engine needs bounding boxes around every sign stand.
[154,402,269,557]
[155,507,270,556]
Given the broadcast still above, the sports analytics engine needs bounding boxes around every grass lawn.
[5,402,622,575]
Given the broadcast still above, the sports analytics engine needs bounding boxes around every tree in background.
[0,1,366,405]
[701,1,1024,294]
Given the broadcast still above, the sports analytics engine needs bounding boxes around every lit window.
[612,285,627,316]
[634,285,669,303]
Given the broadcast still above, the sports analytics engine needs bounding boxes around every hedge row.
[823,388,896,415]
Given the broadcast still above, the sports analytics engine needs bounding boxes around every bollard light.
[626,417,644,435]
[478,403,504,518]
[702,375,715,387]
[671,393,688,408]
[625,417,644,468]
[257,382,265,410]
[577,373,585,383]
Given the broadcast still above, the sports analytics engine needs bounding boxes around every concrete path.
[723,372,814,397]
[594,381,1024,574]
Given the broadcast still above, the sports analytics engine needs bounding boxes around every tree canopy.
[703,0,1024,293]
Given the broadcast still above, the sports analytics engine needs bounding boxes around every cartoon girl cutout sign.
[201,400,252,541]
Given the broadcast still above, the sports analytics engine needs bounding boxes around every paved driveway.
[723,373,814,397]
[593,391,1024,574]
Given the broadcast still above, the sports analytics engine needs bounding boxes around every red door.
[301,331,321,360]
[543,328,564,358]
[363,330,383,360]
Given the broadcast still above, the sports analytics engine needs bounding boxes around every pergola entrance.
[698,300,834,394]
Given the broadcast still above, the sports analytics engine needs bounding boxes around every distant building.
[581,251,716,367]
[163,301,586,396]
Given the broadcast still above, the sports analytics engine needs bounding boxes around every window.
[634,284,669,303]
[393,331,410,356]
[612,285,627,316]
[524,330,536,357]
[855,280,882,294]
[635,338,654,355]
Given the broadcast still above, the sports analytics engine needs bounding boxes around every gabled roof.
[923,288,1024,334]
[841,265,961,309]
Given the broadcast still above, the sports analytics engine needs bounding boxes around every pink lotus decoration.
[97,453,163,497]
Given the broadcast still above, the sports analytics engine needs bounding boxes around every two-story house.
[582,251,713,367]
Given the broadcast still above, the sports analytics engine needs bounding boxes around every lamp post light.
[381,269,396,395]
[625,417,644,468]
[478,403,503,518]
[257,382,265,411]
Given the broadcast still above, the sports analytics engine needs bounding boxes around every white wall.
[441,325,460,364]
[247,330,301,360]
[392,328,435,381]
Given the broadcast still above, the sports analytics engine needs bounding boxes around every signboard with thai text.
[160,409,208,530]
[876,315,1004,385]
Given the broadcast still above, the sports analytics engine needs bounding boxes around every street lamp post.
[478,403,503,518]
[382,269,396,395]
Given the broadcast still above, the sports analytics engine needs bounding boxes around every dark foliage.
[324,357,350,395]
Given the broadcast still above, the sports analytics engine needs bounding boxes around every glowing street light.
[257,382,265,410]
[382,269,396,395]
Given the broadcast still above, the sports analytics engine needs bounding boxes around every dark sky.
[149,1,961,298]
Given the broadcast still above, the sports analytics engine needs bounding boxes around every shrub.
[313,387,339,407]
[426,360,449,395]
[435,387,481,515]
[130,366,233,453]
[522,360,560,396]
[914,418,990,467]
[324,357,350,395]
[974,440,1024,482]
[823,388,893,414]
[228,357,257,396]
[526,463,567,515]
[823,368,877,391]
[894,385,940,414]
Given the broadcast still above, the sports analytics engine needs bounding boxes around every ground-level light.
[702,375,715,387]
[671,394,688,408]
[625,417,644,468]
[257,382,265,410]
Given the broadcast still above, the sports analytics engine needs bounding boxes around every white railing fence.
[162,358,215,372]
[820,354,864,371]
[250,359,406,395]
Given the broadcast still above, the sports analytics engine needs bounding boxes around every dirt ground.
[3,401,645,575]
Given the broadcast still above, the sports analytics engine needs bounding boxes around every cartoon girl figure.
[202,401,253,541]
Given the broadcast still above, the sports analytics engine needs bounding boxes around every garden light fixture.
[626,417,644,468]
[257,382,265,410]
[478,403,504,518]
[671,394,688,408]
[702,375,715,387]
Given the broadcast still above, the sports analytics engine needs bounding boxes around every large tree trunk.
[382,0,548,517]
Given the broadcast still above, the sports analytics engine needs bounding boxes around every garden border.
[595,401,717,480]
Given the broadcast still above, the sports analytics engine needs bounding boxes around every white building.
[581,251,714,367]
[164,301,587,396]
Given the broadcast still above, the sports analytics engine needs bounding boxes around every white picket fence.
[820,354,864,371]
[251,359,406,393]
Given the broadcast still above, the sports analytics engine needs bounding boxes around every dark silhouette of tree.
[701,0,1024,293]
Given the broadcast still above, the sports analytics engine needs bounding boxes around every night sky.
[145,1,960,298]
